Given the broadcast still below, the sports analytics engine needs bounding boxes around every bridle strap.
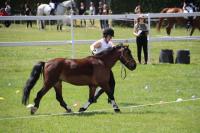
[119,50,127,79]
[119,49,130,66]
[121,63,126,80]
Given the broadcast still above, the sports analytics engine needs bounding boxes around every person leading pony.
[90,28,116,104]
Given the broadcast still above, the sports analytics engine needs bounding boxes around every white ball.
[176,98,183,102]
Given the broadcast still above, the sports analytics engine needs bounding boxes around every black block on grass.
[159,49,174,64]
[175,50,190,64]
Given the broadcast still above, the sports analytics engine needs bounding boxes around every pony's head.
[115,44,137,71]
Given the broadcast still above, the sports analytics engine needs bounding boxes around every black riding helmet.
[103,28,114,37]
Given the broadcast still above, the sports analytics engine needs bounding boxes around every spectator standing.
[89,2,95,26]
[134,4,142,14]
[0,8,7,16]
[182,0,197,28]
[134,4,142,24]
[79,2,86,27]
[0,8,7,27]
[25,4,32,28]
[5,1,11,15]
[98,1,103,29]
[102,3,109,29]
[133,15,149,64]
[4,1,11,27]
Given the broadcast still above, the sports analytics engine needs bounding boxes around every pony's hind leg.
[54,81,72,113]
[79,85,97,112]
[31,85,51,115]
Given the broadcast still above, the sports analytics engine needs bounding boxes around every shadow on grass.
[0,108,167,120]
[119,102,140,106]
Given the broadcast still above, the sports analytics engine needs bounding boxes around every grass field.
[0,23,200,133]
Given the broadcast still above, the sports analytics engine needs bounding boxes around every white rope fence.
[0,12,200,47]
[0,36,200,47]
[1,12,200,20]
[0,97,199,121]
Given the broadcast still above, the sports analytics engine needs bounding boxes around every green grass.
[0,22,200,42]
[0,24,200,133]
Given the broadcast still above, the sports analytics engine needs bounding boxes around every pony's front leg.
[101,84,120,113]
[94,70,115,104]
[110,99,120,113]
[79,85,96,112]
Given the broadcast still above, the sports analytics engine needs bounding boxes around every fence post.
[147,13,151,64]
[70,13,75,58]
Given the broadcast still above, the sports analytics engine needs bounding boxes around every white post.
[70,14,75,58]
[48,19,51,30]
[70,0,75,58]
[147,13,151,64]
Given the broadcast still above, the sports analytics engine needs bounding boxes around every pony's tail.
[157,8,169,32]
[22,61,45,105]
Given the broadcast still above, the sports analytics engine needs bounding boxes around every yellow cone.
[0,97,5,100]
[16,90,20,94]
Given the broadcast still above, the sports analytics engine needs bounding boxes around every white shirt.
[93,39,113,54]
[89,6,95,15]
[5,5,11,15]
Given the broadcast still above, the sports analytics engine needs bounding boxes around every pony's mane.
[94,45,126,57]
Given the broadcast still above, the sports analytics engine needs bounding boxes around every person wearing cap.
[90,28,115,103]
[133,15,149,64]
[90,28,115,54]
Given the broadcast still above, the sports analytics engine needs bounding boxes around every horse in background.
[157,7,200,36]
[37,0,76,31]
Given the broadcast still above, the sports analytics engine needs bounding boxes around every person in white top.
[90,28,115,54]
[90,28,116,103]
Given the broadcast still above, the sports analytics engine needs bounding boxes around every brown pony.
[157,7,200,36]
[22,45,137,114]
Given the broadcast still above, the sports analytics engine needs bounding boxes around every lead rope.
[121,63,127,80]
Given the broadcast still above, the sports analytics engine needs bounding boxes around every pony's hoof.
[114,108,121,113]
[79,107,86,112]
[66,108,72,113]
[30,106,38,115]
